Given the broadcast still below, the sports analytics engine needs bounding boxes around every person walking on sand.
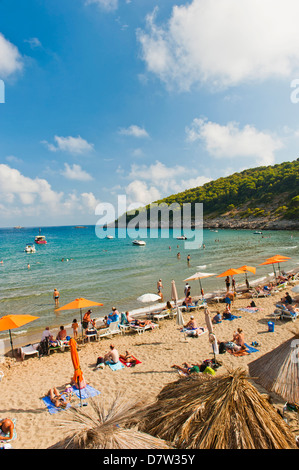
[53,288,60,307]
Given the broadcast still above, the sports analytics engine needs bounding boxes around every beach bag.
[219,342,227,354]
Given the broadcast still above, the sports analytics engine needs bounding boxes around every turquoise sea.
[0,225,298,341]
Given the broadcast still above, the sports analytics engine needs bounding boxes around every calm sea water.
[0,225,298,339]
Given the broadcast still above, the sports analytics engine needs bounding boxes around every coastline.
[2,266,298,355]
[0,279,298,449]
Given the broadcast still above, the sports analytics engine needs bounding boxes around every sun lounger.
[184,327,208,338]
[20,343,39,361]
[129,322,159,335]
[85,328,98,342]
[97,321,120,339]
[251,288,271,298]
[48,340,70,354]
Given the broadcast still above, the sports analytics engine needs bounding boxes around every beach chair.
[280,309,298,322]
[129,322,159,335]
[20,343,39,361]
[152,310,170,322]
[97,321,120,340]
[85,328,98,342]
[118,313,131,335]
[251,288,271,298]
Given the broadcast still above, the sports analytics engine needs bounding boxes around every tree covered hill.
[153,159,299,222]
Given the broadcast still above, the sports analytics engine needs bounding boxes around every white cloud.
[125,160,211,206]
[186,118,283,165]
[0,164,99,221]
[5,155,23,164]
[42,135,94,154]
[85,0,118,11]
[129,160,186,182]
[0,33,23,78]
[118,125,149,138]
[126,180,161,206]
[24,37,42,49]
[61,163,93,181]
[137,0,299,91]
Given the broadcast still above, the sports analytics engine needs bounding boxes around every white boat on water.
[253,231,262,235]
[106,235,114,239]
[132,239,146,246]
[25,244,36,253]
[176,235,187,240]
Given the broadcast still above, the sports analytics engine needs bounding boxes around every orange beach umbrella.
[0,314,40,355]
[216,268,242,277]
[259,256,291,276]
[56,297,103,337]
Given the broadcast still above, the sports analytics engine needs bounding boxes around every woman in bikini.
[48,387,72,408]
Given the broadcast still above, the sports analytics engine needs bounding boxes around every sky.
[1,0,299,227]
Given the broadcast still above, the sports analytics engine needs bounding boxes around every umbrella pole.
[77,376,82,407]
[199,279,203,298]
[80,308,83,342]
[9,329,14,357]
[272,264,277,279]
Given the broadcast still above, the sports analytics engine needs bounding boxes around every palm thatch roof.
[248,331,299,404]
[138,368,297,449]
[48,395,171,449]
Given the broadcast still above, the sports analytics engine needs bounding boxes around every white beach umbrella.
[184,272,216,297]
[291,285,299,294]
[137,293,161,303]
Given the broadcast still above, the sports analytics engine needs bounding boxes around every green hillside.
[153,159,299,221]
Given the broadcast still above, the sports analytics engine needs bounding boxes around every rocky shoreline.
[202,216,299,230]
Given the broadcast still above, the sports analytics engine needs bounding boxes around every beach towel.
[71,384,100,399]
[119,356,142,367]
[230,343,259,357]
[42,395,71,414]
[223,315,242,321]
[105,360,124,371]
[239,308,260,313]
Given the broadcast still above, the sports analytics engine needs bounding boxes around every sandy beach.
[0,282,298,449]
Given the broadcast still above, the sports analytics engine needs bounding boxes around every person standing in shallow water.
[53,288,60,307]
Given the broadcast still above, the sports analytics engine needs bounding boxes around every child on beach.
[72,319,79,338]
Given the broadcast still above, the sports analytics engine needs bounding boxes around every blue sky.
[1,0,299,227]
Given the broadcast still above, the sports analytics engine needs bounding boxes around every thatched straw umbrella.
[248,331,299,404]
[48,395,171,449]
[138,368,297,449]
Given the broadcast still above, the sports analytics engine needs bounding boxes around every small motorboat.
[132,239,146,246]
[106,235,114,239]
[25,244,36,253]
[253,231,262,235]
[176,235,187,240]
[35,235,47,244]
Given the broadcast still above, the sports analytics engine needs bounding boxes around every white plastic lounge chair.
[280,309,298,322]
[129,322,159,335]
[152,311,170,322]
[251,288,271,298]
[20,343,39,361]
[184,327,208,338]
[85,328,98,342]
[0,370,4,382]
[98,321,120,339]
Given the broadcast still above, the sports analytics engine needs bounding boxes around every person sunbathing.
[212,312,222,323]
[171,362,200,375]
[183,315,197,330]
[48,387,71,408]
[0,418,14,441]
[119,351,137,365]
[232,328,245,349]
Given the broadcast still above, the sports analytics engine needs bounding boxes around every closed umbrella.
[184,272,216,298]
[0,314,39,356]
[204,307,218,360]
[70,337,85,407]
[56,297,103,339]
[171,280,184,325]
